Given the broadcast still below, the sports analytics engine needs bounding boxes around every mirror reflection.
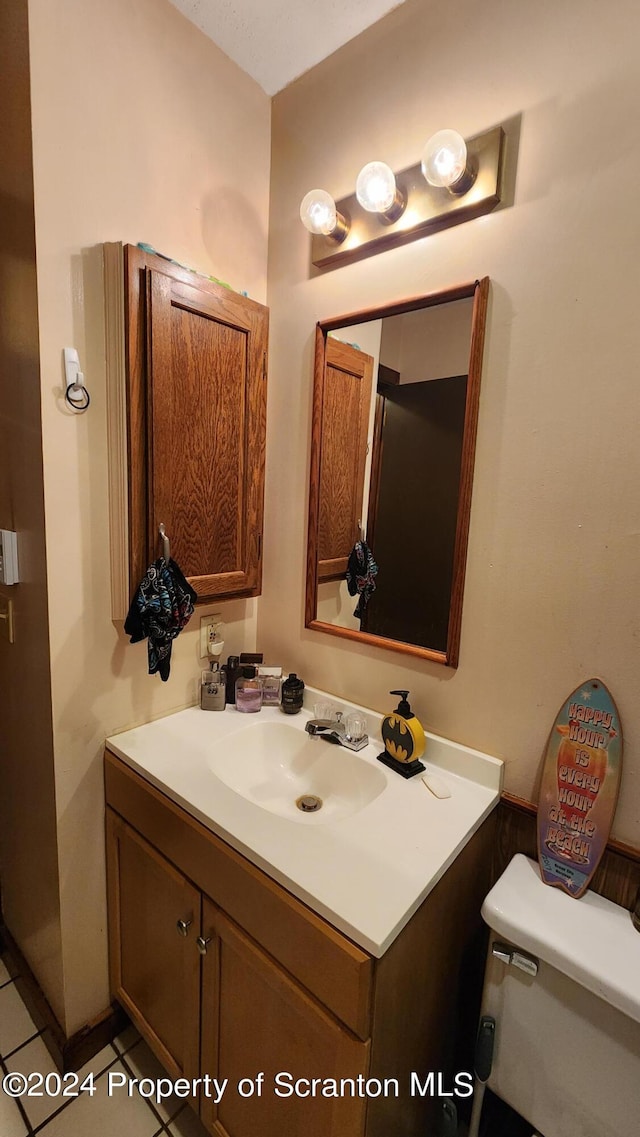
[306,280,489,667]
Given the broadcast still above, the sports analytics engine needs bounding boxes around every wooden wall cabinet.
[317,339,373,582]
[105,244,269,610]
[105,751,495,1137]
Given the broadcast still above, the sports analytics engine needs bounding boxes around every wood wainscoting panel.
[496,794,640,909]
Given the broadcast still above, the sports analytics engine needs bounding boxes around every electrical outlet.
[199,614,222,658]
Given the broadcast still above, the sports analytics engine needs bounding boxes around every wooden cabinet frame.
[123,244,268,603]
[305,278,489,667]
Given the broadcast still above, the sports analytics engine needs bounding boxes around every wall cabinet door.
[200,902,369,1137]
[106,810,201,1080]
[125,245,269,602]
[317,339,373,582]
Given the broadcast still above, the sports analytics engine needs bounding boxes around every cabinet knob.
[196,935,212,956]
[176,919,192,938]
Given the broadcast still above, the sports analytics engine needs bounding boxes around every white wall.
[380,298,473,382]
[263,0,640,848]
[28,0,271,1033]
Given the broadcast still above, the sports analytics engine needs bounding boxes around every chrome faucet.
[305,712,369,752]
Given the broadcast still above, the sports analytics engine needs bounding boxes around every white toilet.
[471,854,640,1137]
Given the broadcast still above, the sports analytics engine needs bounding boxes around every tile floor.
[0,958,208,1137]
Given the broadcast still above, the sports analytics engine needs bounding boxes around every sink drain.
[296,794,323,813]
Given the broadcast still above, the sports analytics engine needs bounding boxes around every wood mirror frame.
[305,278,489,668]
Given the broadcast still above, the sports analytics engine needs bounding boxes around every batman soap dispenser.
[377,690,426,779]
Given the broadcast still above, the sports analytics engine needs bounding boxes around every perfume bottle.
[258,666,283,706]
[200,663,226,711]
[235,666,263,713]
[280,673,304,715]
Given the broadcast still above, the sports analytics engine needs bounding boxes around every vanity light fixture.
[421,129,475,194]
[355,161,405,222]
[300,122,506,269]
[299,188,349,243]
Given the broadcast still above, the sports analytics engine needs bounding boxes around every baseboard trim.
[0,921,127,1072]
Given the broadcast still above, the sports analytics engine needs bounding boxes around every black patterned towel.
[346,539,378,618]
[124,558,197,681]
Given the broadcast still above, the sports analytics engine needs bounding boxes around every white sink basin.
[208,719,386,824]
[107,688,503,956]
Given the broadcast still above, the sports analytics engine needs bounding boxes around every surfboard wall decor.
[537,678,623,898]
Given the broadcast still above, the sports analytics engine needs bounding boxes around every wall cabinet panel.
[105,244,268,610]
[106,810,200,1081]
[317,339,373,582]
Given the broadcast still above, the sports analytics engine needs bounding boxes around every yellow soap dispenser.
[378,690,427,778]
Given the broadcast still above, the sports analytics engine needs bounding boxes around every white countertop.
[107,688,503,957]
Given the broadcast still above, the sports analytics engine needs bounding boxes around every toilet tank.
[479,854,640,1137]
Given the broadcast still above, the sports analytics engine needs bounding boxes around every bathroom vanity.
[105,694,502,1136]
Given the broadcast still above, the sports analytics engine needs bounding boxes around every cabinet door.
[200,902,369,1137]
[125,245,268,603]
[318,339,373,582]
[106,809,201,1080]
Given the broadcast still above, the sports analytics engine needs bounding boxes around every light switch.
[0,595,15,643]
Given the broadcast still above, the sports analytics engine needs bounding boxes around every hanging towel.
[125,558,197,681]
[346,539,378,619]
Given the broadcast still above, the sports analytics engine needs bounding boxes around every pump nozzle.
[390,689,412,718]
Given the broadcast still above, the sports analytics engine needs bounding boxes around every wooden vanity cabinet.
[121,244,269,603]
[106,811,201,1081]
[105,750,495,1137]
[200,905,369,1137]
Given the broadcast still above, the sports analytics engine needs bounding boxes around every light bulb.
[421,130,469,189]
[299,189,338,236]
[356,162,398,213]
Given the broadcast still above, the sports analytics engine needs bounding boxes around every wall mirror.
[305,278,489,667]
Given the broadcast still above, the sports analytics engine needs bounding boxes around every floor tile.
[4,1037,118,1129]
[0,1090,28,1137]
[0,982,39,1057]
[123,1040,185,1123]
[168,1104,210,1136]
[36,1060,160,1137]
[5,1035,63,1129]
[112,1023,141,1057]
[0,958,12,985]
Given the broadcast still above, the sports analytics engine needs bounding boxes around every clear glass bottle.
[235,666,263,713]
[259,666,282,706]
[260,676,281,706]
[200,664,226,711]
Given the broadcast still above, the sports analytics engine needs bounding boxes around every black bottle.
[280,673,304,715]
[225,656,241,704]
